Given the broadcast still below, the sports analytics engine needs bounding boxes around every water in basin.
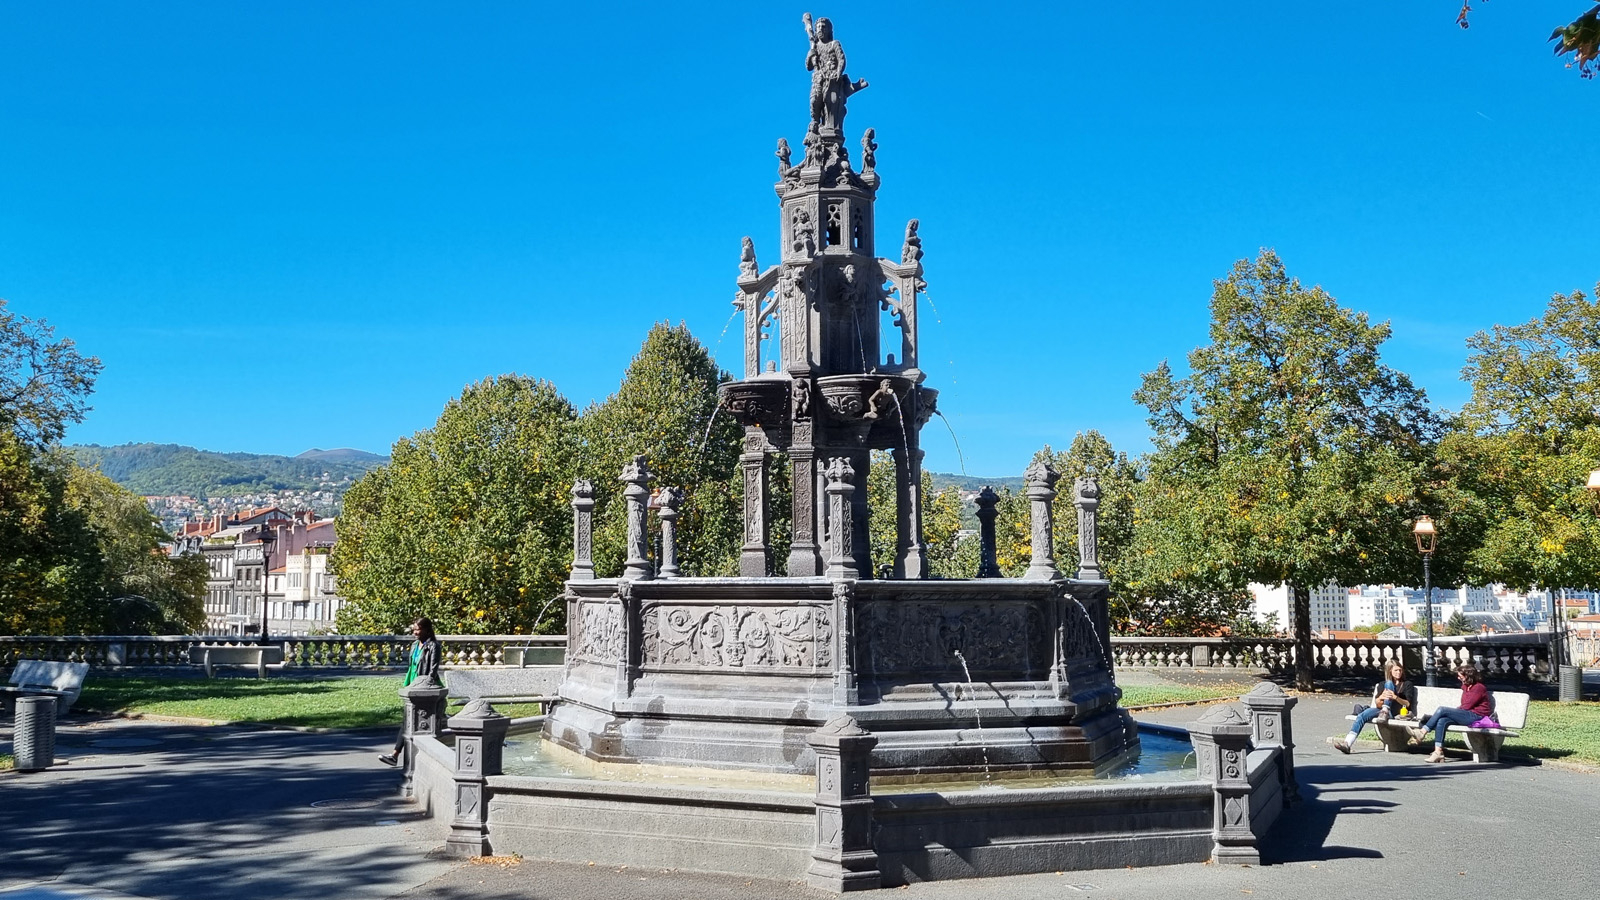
[500,729,1195,791]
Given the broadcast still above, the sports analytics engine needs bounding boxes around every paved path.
[4,689,1597,900]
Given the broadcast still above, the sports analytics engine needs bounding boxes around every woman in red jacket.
[1412,663,1494,763]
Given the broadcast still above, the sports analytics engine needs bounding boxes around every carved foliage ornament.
[640,603,833,670]
[861,601,1048,677]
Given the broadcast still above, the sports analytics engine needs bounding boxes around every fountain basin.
[545,576,1134,777]
[410,726,1216,886]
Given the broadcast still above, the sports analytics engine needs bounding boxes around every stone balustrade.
[2,632,1556,681]
[1111,634,1556,681]
[0,634,564,670]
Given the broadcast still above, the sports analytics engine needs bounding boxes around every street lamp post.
[258,525,276,645]
[1413,516,1438,687]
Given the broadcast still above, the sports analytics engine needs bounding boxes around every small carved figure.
[804,13,868,137]
[793,376,812,419]
[740,236,758,278]
[860,128,877,173]
[776,137,792,177]
[901,218,924,266]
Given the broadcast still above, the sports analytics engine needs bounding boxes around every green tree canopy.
[333,375,578,635]
[577,323,743,578]
[1442,285,1600,593]
[1,299,101,448]
[1133,251,1442,686]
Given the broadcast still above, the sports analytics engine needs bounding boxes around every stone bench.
[1349,685,1528,763]
[2,659,90,717]
[188,644,285,678]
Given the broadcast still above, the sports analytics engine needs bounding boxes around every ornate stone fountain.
[542,15,1136,779]
[404,17,1297,889]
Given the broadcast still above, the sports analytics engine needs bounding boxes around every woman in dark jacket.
[379,617,441,767]
[1333,659,1416,754]
[1413,662,1494,763]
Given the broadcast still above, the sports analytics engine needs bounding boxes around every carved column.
[974,486,1002,578]
[1023,459,1061,581]
[789,421,823,576]
[1074,475,1102,580]
[832,581,858,705]
[398,674,448,798]
[850,449,872,578]
[806,715,880,892]
[740,432,772,577]
[620,455,653,581]
[824,456,858,581]
[445,699,509,859]
[569,479,595,581]
[656,487,683,578]
[1189,705,1260,865]
[892,446,928,579]
[1242,681,1299,803]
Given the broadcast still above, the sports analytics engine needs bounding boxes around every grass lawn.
[1119,684,1245,707]
[1357,700,1600,766]
[76,675,550,730]
[77,675,407,729]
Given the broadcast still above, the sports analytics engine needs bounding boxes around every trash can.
[14,694,57,772]
[1558,664,1584,703]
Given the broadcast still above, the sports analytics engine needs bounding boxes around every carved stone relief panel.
[640,603,833,671]
[572,601,623,664]
[860,600,1048,677]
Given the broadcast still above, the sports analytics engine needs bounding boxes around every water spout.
[952,649,993,782]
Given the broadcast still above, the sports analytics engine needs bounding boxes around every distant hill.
[296,448,388,464]
[928,472,1026,493]
[69,442,389,498]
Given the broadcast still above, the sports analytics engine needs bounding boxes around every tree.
[1133,251,1443,688]
[0,299,102,448]
[1,436,204,635]
[1444,610,1473,636]
[864,450,966,577]
[1457,3,1600,79]
[333,376,578,635]
[577,323,743,578]
[1442,285,1600,594]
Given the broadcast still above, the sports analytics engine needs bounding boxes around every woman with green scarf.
[379,616,441,766]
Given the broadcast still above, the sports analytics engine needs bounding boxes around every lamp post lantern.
[1412,516,1438,687]
[258,525,276,645]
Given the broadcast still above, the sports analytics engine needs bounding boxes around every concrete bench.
[2,659,90,717]
[1349,685,1528,763]
[188,643,284,678]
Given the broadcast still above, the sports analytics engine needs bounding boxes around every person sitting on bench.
[1412,662,1495,764]
[1334,659,1416,754]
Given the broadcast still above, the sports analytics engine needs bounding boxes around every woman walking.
[1333,659,1416,754]
[379,616,441,767]
[1412,662,1494,763]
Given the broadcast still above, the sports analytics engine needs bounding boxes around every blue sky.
[4,2,1597,476]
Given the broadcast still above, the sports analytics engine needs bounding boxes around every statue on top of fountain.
[804,13,867,142]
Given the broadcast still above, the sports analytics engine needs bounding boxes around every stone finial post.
[832,581,858,705]
[974,486,1002,578]
[1073,474,1102,580]
[1241,681,1299,803]
[1022,459,1061,581]
[445,699,510,858]
[1189,705,1260,865]
[656,487,684,578]
[398,674,449,798]
[806,715,880,892]
[570,479,595,581]
[620,455,654,580]
[825,456,858,581]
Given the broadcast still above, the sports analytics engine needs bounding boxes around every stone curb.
[70,707,394,734]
